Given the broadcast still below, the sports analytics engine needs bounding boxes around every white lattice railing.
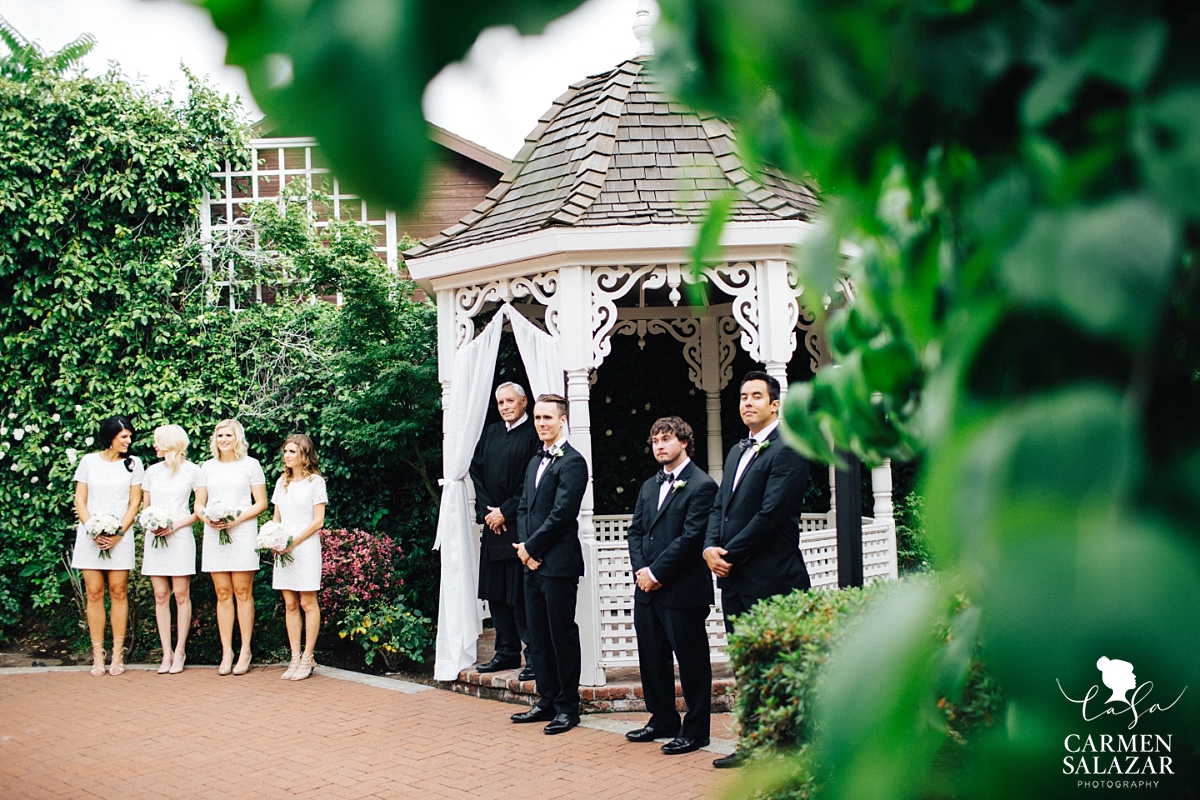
[594,513,898,668]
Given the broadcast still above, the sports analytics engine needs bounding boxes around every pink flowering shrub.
[319,528,405,627]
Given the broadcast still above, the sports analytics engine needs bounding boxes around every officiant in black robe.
[469,381,541,675]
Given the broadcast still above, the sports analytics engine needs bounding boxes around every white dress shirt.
[505,413,528,432]
[732,419,779,491]
[657,457,691,509]
[534,434,568,487]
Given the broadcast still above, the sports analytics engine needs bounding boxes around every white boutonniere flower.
[752,439,771,455]
[548,444,564,460]
[671,479,687,493]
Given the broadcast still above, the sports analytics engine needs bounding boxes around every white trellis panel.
[593,513,897,669]
[201,137,399,309]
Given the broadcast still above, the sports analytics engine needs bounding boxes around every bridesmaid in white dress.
[270,434,328,681]
[72,415,143,677]
[141,425,201,674]
[193,419,267,676]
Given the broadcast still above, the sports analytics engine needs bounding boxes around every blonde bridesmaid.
[141,425,201,674]
[194,420,267,675]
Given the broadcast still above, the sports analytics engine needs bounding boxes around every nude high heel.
[90,642,106,677]
[281,653,301,680]
[108,640,125,676]
[290,653,315,681]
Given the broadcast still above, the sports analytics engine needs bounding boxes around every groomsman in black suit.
[704,371,811,767]
[510,394,589,735]
[469,382,541,678]
[624,417,718,755]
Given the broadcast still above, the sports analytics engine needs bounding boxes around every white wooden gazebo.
[407,49,898,686]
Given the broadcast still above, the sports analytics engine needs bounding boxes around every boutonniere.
[548,444,564,460]
[671,479,687,493]
[752,439,771,455]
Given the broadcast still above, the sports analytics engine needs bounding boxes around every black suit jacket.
[627,461,718,609]
[517,441,589,579]
[704,424,811,599]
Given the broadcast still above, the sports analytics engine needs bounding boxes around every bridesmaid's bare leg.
[107,571,129,675]
[212,572,235,674]
[232,571,255,673]
[150,576,173,673]
[170,576,191,673]
[299,591,320,659]
[82,570,107,677]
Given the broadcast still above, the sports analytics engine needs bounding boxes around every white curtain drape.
[508,306,563,398]
[432,303,561,681]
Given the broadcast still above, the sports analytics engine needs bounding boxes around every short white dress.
[71,453,144,571]
[198,456,266,573]
[271,474,328,591]
[141,461,200,577]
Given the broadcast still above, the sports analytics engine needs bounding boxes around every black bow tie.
[540,450,554,461]
[655,470,672,485]
[739,437,757,452]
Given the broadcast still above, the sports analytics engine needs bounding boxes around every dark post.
[835,451,864,587]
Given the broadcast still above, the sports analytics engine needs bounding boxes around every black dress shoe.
[476,656,521,673]
[543,714,580,735]
[625,726,675,743]
[712,750,746,768]
[518,666,535,681]
[511,706,556,723]
[662,737,710,755]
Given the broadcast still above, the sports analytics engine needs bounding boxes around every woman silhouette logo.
[1096,656,1137,706]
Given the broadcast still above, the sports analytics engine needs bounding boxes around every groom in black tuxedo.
[510,394,589,735]
[624,417,718,755]
[704,371,810,767]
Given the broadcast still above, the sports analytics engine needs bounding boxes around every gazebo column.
[871,458,899,579]
[698,315,724,481]
[556,265,605,686]
[755,259,798,401]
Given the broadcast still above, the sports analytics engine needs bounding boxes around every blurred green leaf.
[1134,85,1200,220]
[1000,196,1179,344]
[202,0,587,209]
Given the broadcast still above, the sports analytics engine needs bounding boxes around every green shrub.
[727,585,882,754]
[728,582,1006,798]
[339,599,433,669]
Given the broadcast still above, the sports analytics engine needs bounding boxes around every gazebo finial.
[633,0,654,58]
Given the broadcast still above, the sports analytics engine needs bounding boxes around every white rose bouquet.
[138,506,174,549]
[204,500,240,545]
[257,520,294,566]
[86,513,123,560]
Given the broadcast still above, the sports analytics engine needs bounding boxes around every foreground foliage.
[199,0,1200,793]
[728,584,1004,799]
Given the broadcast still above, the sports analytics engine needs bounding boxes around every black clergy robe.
[469,416,540,606]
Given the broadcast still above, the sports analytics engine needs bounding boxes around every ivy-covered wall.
[0,62,442,641]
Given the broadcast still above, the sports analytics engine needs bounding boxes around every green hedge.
[726,583,1005,798]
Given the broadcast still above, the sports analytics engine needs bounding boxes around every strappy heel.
[90,642,106,677]
[281,653,301,680]
[290,653,315,681]
[108,641,125,676]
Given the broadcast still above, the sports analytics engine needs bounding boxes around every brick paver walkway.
[0,667,736,799]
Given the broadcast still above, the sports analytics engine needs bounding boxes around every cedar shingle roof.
[406,59,817,258]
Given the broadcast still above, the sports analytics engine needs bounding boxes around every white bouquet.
[138,506,174,549]
[86,513,123,560]
[257,520,294,566]
[203,500,240,545]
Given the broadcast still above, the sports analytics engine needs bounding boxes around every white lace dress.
[198,457,266,573]
[271,474,328,591]
[141,461,200,577]
[71,453,144,571]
